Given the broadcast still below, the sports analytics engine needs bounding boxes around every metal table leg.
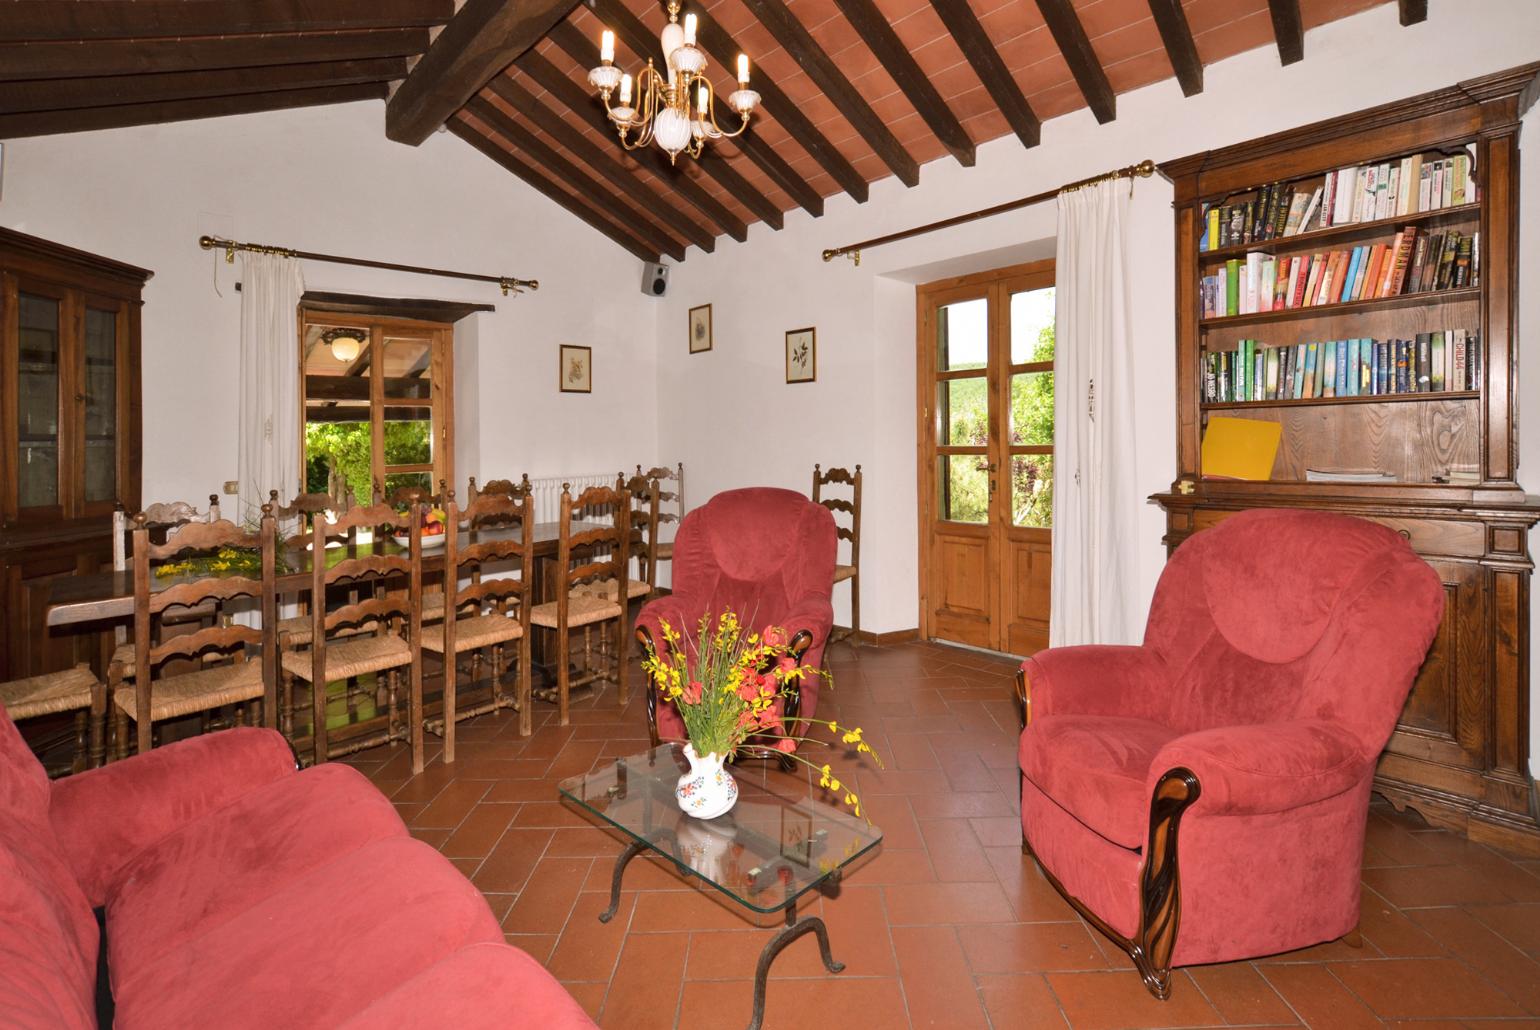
[598,838,648,923]
[746,898,845,1030]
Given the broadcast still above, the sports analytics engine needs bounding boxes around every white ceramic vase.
[675,743,739,819]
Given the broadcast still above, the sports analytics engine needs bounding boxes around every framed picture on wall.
[689,304,713,353]
[559,344,592,393]
[785,327,816,384]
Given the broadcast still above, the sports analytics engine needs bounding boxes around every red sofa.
[0,705,594,1028]
[636,486,836,745]
[1017,509,1444,997]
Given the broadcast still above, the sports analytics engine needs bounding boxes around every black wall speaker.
[641,261,669,297]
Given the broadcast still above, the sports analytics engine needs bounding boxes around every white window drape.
[237,252,304,525]
[1049,178,1142,647]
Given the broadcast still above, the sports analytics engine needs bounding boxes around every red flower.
[762,626,789,648]
[774,737,797,754]
[736,679,760,702]
[682,680,702,705]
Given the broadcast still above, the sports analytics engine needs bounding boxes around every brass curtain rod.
[198,235,538,295]
[821,159,1158,265]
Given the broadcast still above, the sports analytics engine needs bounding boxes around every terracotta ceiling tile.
[1088,19,1164,65]
[1301,0,1391,29]
[1183,0,1268,36]
[977,1,1046,46]
[871,0,936,21]
[1026,78,1092,120]
[1190,8,1272,64]
[1103,48,1177,94]
[889,5,951,51]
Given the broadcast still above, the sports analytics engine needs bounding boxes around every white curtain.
[1049,178,1142,647]
[237,252,304,525]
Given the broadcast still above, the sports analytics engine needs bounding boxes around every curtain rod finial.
[1134,159,1156,178]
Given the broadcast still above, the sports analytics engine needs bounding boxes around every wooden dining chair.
[466,476,526,504]
[106,494,223,756]
[812,463,863,643]
[585,472,657,600]
[0,664,104,773]
[421,490,535,757]
[120,511,277,758]
[638,463,683,579]
[529,483,631,726]
[281,503,424,771]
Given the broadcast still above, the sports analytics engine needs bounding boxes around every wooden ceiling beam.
[535,26,784,231]
[1399,0,1428,25]
[455,97,686,261]
[481,77,719,253]
[929,0,1039,148]
[733,125,825,218]
[384,0,576,145]
[0,59,407,115]
[1035,0,1116,123]
[451,113,674,263]
[601,0,866,202]
[0,29,427,80]
[1145,0,1202,97]
[833,0,974,166]
[0,1,451,42]
[0,82,388,139]
[1267,0,1304,65]
[739,0,918,187]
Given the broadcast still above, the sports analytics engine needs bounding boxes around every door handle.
[974,461,997,473]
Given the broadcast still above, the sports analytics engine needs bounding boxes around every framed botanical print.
[785,327,816,384]
[559,344,592,393]
[689,303,713,353]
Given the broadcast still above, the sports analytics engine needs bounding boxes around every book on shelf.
[1304,468,1399,484]
[1201,330,1481,403]
[1200,227,1478,317]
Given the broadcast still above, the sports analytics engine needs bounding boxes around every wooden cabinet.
[0,228,149,681]
[1155,64,1540,855]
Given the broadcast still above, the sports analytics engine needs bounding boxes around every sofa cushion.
[1019,714,1178,849]
[0,702,50,823]
[105,763,406,973]
[112,837,505,1028]
[338,942,597,1029]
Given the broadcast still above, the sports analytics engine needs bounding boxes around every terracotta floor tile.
[893,924,991,1028]
[356,640,1540,1028]
[599,932,689,1030]
[1187,963,1299,1025]
[1328,958,1524,1019]
[978,972,1072,1029]
[1259,964,1383,1029]
[1045,969,1219,1029]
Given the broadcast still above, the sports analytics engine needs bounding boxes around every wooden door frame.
[915,258,1055,647]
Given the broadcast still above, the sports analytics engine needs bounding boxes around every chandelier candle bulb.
[683,13,697,45]
[698,86,708,114]
[600,29,615,63]
[738,54,749,84]
[619,73,632,104]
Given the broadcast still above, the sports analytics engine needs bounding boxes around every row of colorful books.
[1199,150,1476,251]
[1202,331,1482,403]
[1200,228,1476,318]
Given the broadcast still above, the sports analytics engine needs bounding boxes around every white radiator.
[524,471,616,523]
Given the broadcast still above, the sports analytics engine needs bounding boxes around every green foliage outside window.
[304,420,430,502]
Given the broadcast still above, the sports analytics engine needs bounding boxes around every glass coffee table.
[559,743,883,1030]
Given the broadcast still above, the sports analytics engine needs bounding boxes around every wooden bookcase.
[1155,63,1540,855]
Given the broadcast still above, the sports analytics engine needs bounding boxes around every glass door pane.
[83,307,118,504]
[302,323,373,503]
[17,292,61,509]
[380,335,434,474]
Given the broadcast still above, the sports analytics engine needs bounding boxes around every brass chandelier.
[587,1,760,163]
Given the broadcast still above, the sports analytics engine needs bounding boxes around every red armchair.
[1016,509,1443,998]
[635,487,836,746]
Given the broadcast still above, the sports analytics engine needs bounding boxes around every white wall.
[656,0,1540,756]
[0,100,662,503]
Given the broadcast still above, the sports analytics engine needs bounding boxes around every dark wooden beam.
[482,76,718,253]
[733,126,825,218]
[385,0,576,145]
[1035,0,1116,123]
[450,116,667,264]
[740,0,918,187]
[1145,0,1202,97]
[928,0,1039,147]
[0,29,428,80]
[0,1,451,42]
[1398,0,1428,25]
[1267,0,1304,65]
[620,0,864,202]
[833,0,973,166]
[0,59,406,115]
[301,292,494,322]
[0,82,387,139]
[463,97,690,261]
[532,28,784,231]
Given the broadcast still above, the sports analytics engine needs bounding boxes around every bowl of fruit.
[394,507,448,549]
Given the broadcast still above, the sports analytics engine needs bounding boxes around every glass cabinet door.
[17,291,62,512]
[81,305,119,506]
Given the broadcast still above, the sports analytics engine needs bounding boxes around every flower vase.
[675,743,738,819]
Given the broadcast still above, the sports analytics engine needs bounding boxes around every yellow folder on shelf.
[1201,416,1282,481]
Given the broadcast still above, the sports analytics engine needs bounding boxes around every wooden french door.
[917,260,1056,655]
